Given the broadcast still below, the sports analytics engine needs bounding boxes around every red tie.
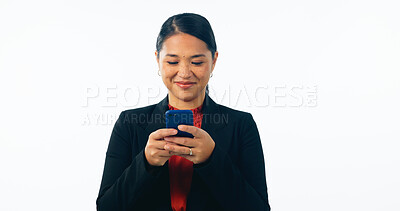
[167,104,203,211]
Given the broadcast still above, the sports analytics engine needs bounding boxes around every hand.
[145,128,179,166]
[163,125,215,164]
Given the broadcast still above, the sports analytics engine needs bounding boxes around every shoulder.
[213,104,260,143]
[217,103,254,119]
[215,103,255,125]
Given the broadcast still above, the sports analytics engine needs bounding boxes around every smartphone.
[165,110,194,138]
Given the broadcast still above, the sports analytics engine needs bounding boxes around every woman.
[96,13,271,211]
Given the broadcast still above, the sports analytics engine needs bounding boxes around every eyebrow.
[165,54,206,58]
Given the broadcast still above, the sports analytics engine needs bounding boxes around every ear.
[155,50,160,68]
[211,51,218,71]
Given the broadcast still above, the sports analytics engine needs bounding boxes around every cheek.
[195,67,211,80]
[161,67,176,79]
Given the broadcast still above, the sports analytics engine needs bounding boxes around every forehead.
[160,33,211,58]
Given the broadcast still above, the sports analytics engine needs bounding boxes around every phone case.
[165,110,194,138]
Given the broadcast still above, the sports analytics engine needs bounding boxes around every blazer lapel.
[143,94,169,135]
[200,93,227,136]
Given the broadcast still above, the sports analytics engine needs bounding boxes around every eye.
[192,62,204,66]
[167,61,178,65]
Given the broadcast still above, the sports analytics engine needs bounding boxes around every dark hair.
[156,13,217,94]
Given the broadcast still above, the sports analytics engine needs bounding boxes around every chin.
[172,90,199,101]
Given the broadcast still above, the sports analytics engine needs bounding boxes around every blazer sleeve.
[193,113,271,211]
[96,111,164,210]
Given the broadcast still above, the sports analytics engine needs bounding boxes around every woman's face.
[156,33,218,103]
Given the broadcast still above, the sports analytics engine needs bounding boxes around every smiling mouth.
[175,82,196,89]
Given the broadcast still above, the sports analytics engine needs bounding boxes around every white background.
[1,0,399,210]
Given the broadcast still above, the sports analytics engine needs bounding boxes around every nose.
[177,62,192,78]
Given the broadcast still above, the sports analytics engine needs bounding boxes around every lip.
[175,81,196,89]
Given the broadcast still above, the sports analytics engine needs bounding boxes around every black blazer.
[96,93,271,211]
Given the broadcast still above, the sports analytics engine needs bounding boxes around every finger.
[157,149,177,157]
[164,136,195,147]
[151,140,169,150]
[149,143,179,157]
[151,140,181,150]
[164,144,192,155]
[178,125,201,137]
[152,141,183,153]
[151,128,178,140]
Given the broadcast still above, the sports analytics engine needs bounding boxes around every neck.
[168,91,205,110]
